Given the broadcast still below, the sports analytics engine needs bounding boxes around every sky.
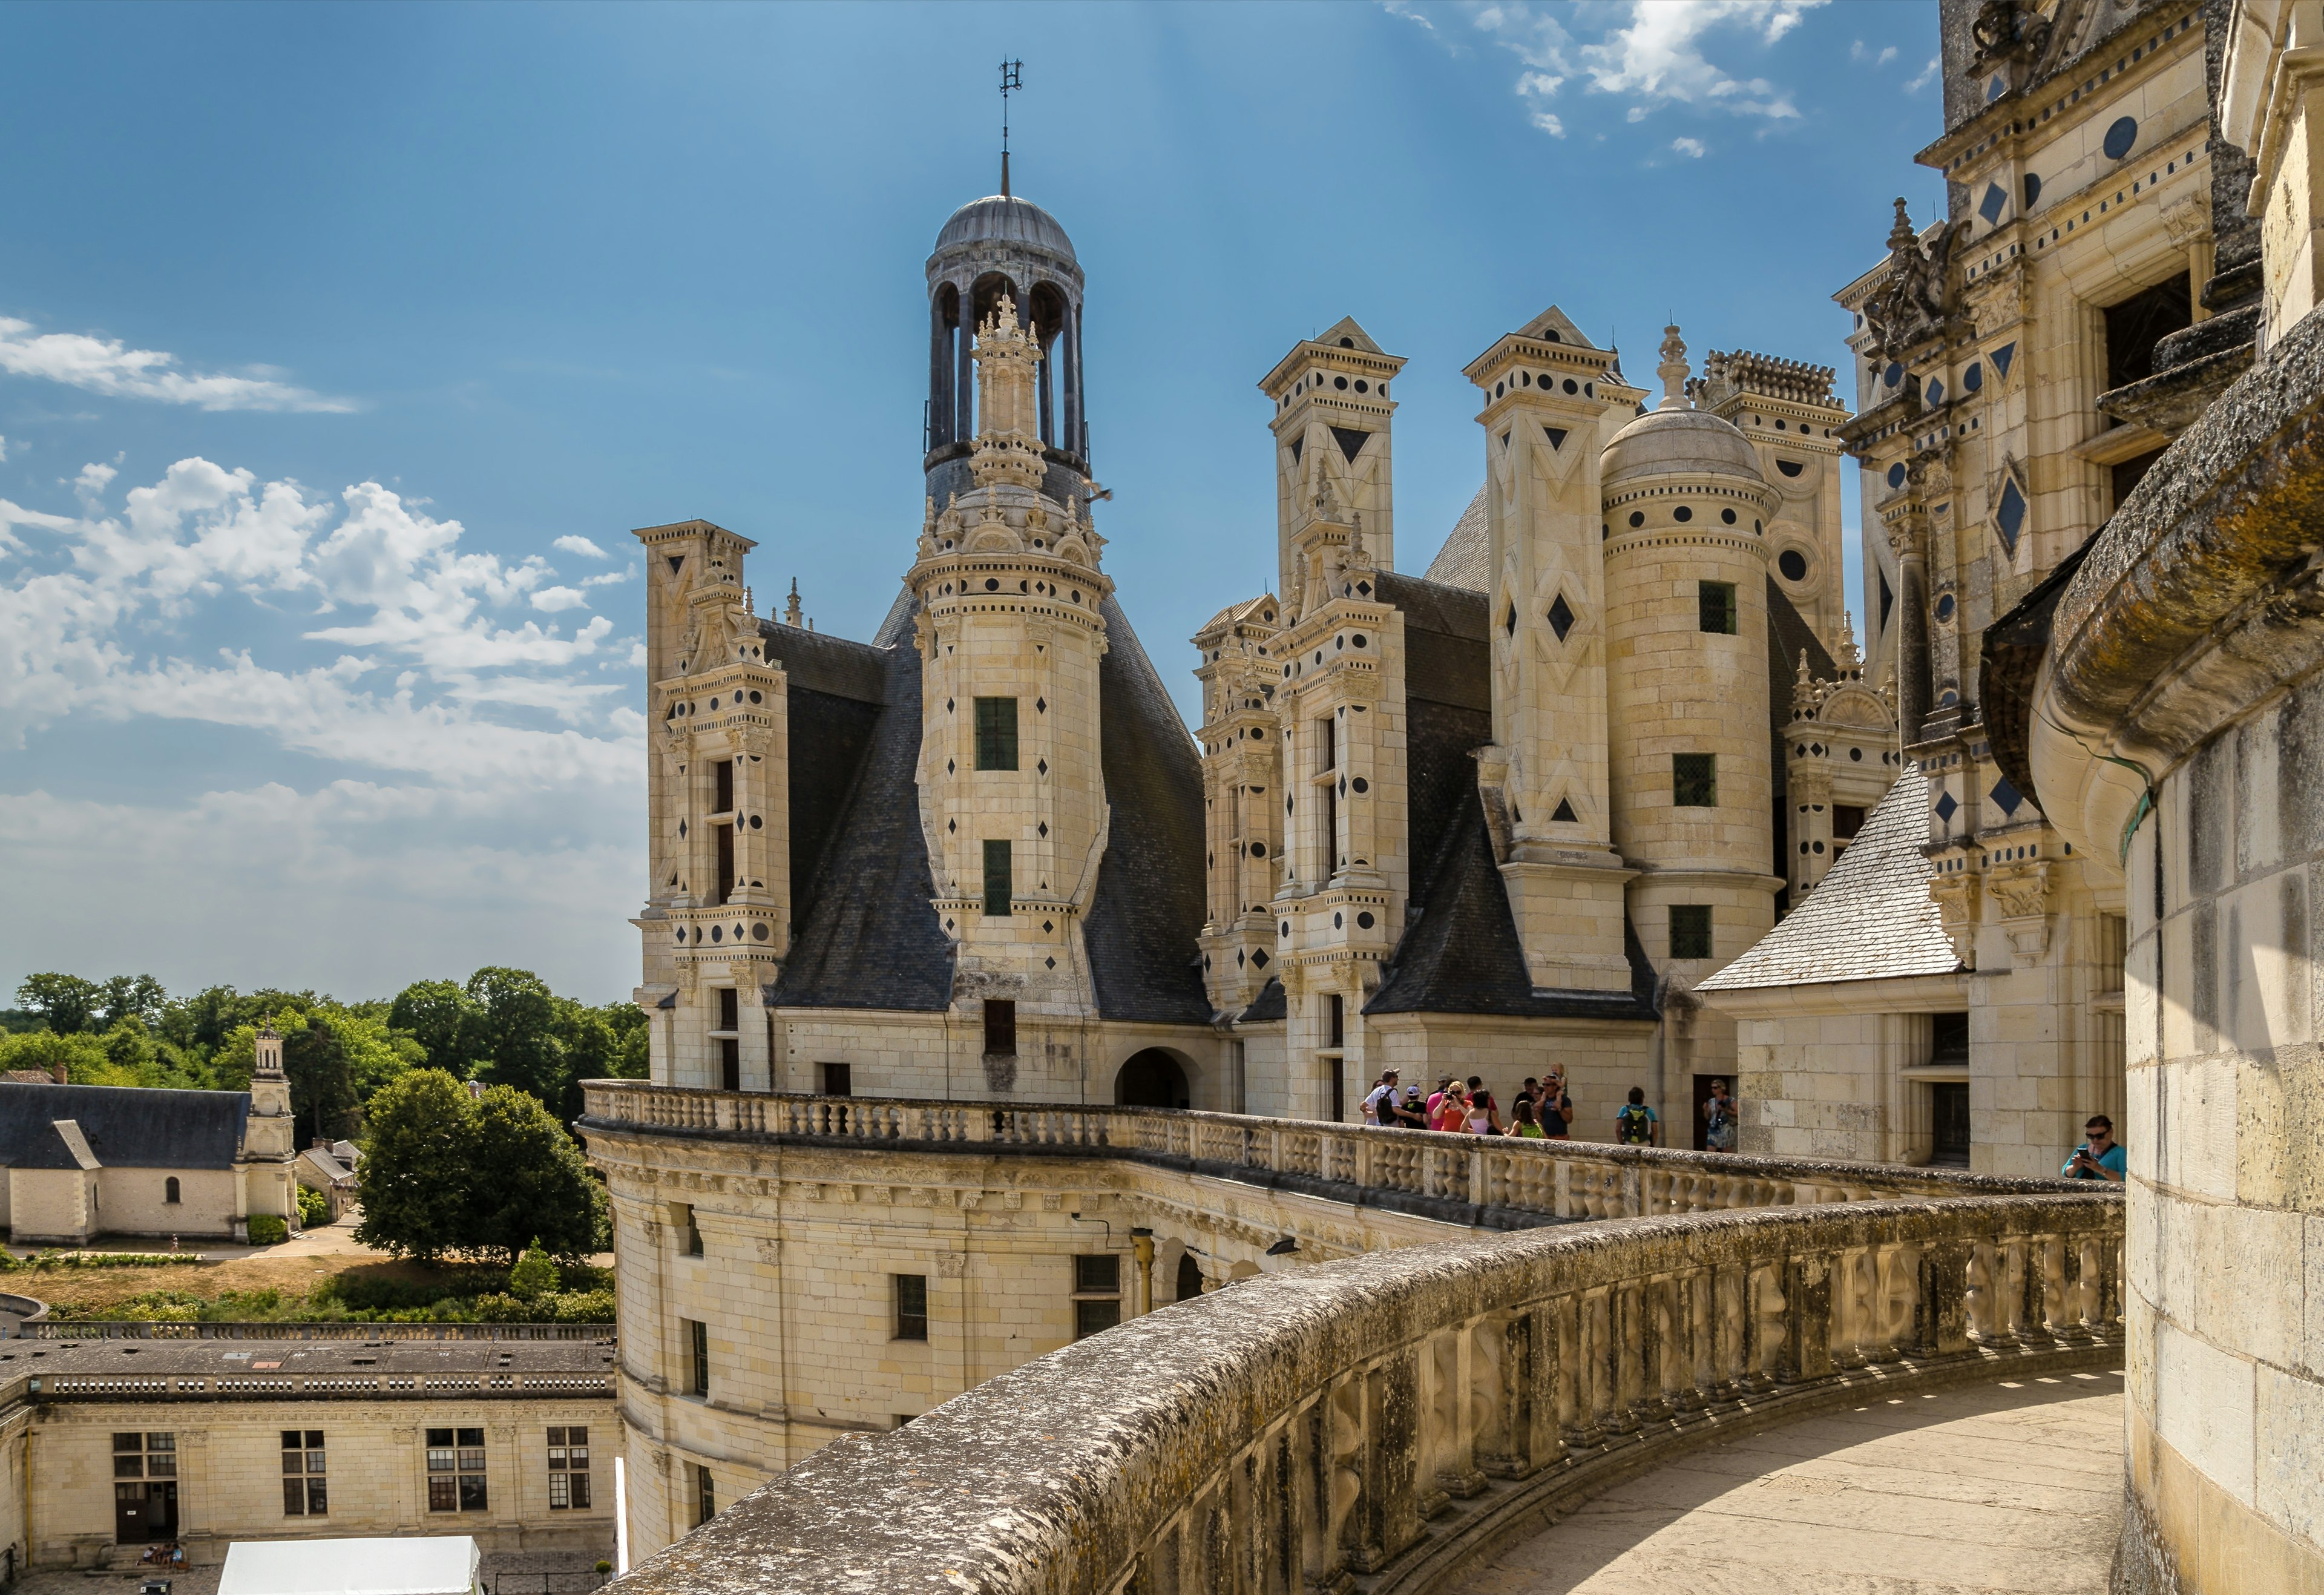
[0,0,1950,1006]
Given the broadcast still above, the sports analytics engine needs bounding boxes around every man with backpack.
[1615,1086,1659,1146]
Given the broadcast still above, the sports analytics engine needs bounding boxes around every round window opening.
[1672,505,1693,523]
[1629,510,1645,528]
[1721,507,1737,525]
[1935,593,1957,623]
[1886,462,1908,490]
[1778,549,1810,582]
[2103,116,2138,160]
[1334,375,1349,390]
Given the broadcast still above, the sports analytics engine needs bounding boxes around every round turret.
[1601,406,1767,490]
[932,195,1078,269]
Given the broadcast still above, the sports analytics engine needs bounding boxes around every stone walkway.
[1451,1370,2125,1595]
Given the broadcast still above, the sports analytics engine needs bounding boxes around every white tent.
[218,1536,481,1595]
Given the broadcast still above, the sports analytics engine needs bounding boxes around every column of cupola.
[1462,309,1643,993]
[910,294,1112,1008]
[1195,600,1285,1013]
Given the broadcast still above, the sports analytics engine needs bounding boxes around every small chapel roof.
[1699,767,1960,992]
[0,1083,249,1171]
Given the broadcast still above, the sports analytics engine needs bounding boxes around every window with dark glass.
[1833,804,1866,842]
[281,1429,326,1516]
[818,1062,852,1096]
[694,1465,717,1527]
[974,697,1019,771]
[547,1426,591,1510]
[163,1177,179,1205]
[714,822,735,906]
[425,1427,487,1512]
[1672,754,1717,807]
[894,1274,928,1341]
[114,1432,174,1478]
[714,758,734,814]
[1072,1254,1121,1340]
[983,999,1016,1057]
[674,1202,702,1257]
[686,1318,710,1396]
[982,840,1013,916]
[1698,580,1738,635]
[1669,905,1713,961]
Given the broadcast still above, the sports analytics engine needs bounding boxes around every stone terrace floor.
[1451,1370,2125,1595]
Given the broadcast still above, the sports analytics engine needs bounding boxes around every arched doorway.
[1115,1048,1190,1108]
[1175,1251,1204,1303]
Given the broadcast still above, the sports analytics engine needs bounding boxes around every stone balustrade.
[606,1188,2121,1595]
[579,1082,2083,1230]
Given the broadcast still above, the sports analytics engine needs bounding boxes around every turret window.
[1670,906,1713,961]
[1673,754,1718,807]
[974,698,1019,770]
[982,840,1013,916]
[1698,582,1737,635]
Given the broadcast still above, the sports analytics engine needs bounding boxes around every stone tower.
[1194,595,1285,1015]
[1690,349,1852,653]
[1463,307,1644,992]
[1259,318,1407,610]
[910,291,1114,1044]
[1600,327,1779,979]
[246,1025,295,1159]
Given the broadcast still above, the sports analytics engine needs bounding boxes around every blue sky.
[0,0,1948,1004]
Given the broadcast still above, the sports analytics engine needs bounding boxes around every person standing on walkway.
[1361,1071,1400,1128]
[1465,1076,1503,1135]
[1540,1070,1573,1139]
[1615,1086,1659,1146]
[1432,1084,1470,1133]
[1508,1097,1547,1138]
[1702,1078,1738,1153]
[1426,1076,1455,1122]
[2063,1115,2125,1182]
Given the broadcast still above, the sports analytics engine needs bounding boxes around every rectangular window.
[1672,753,1718,807]
[720,1038,740,1093]
[716,987,740,1030]
[715,823,735,906]
[1326,993,1345,1049]
[1072,1253,1121,1339]
[1074,1254,1120,1294]
[982,840,1013,916]
[1833,804,1866,841]
[281,1429,326,1517]
[672,1202,702,1257]
[894,1274,928,1341]
[1698,580,1738,635]
[1318,714,1339,878]
[1669,905,1713,961]
[686,1318,710,1396]
[714,758,734,814]
[425,1427,485,1513]
[2098,913,2128,994]
[819,1062,852,1096]
[983,999,1016,1058]
[695,1464,717,1527]
[974,697,1019,771]
[547,1426,591,1511]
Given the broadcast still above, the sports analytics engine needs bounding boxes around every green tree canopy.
[97,975,167,1030]
[461,967,564,1102]
[387,979,478,1076]
[465,1085,605,1263]
[284,1015,361,1146]
[353,1070,479,1265]
[16,973,102,1035]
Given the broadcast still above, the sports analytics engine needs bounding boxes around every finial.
[1888,197,1918,252]
[1656,325,1690,411]
[1838,610,1862,671]
[784,578,804,628]
[999,60,1022,197]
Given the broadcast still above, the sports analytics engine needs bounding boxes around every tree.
[461,968,564,1103]
[0,1029,109,1082]
[464,1085,605,1264]
[284,1015,361,1145]
[508,1240,558,1301]
[97,975,166,1030]
[388,979,478,1075]
[353,1070,478,1265]
[16,974,101,1035]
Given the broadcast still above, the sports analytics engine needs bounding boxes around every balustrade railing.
[580,1082,2081,1226]
[606,1191,2122,1595]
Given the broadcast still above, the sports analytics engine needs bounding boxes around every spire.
[1837,610,1862,673]
[784,578,804,629]
[1887,196,1919,253]
[1657,325,1690,411]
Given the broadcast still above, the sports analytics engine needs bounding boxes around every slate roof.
[0,1084,249,1171]
[0,1338,614,1378]
[1699,766,1960,992]
[768,588,1211,1025]
[1083,597,1213,1025]
[766,597,955,1013]
[1422,485,1491,592]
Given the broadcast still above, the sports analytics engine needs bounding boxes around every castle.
[628,186,1880,1136]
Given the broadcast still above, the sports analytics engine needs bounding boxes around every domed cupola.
[923,182,1089,510]
[1601,327,1771,496]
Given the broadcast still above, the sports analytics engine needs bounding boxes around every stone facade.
[0,1334,615,1571]
[1704,0,2251,1180]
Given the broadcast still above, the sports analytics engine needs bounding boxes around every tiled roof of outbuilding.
[1698,766,1959,992]
[0,1083,248,1170]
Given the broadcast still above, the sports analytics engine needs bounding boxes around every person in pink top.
[1431,1084,1469,1133]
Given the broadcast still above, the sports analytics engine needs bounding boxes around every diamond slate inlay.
[1935,791,1958,822]
[1548,594,1575,642]
[1989,777,2024,817]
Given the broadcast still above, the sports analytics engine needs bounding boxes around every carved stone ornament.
[1862,200,1968,363]
[1968,0,2052,76]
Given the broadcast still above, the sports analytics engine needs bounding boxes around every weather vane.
[999,59,1022,197]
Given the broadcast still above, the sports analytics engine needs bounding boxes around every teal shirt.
[2063,1142,2125,1179]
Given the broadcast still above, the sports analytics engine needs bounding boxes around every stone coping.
[605,1191,2122,1595]
[579,1084,2098,1234]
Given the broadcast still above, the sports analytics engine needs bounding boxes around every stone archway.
[1114,1048,1191,1108]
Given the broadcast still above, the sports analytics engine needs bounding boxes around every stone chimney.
[48,1063,65,1086]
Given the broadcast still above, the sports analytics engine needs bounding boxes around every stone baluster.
[1744,1262,1789,1389]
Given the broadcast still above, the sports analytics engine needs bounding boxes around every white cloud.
[0,436,9,464]
[1672,136,1707,157]
[1517,71,1567,136]
[0,315,356,413]
[73,461,116,507]
[1905,56,1939,93]
[1577,0,1828,120]
[1849,41,1897,67]
[582,567,635,588]
[554,534,611,559]
[531,585,590,613]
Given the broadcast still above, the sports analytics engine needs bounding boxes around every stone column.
[954,278,975,442]
[928,292,952,449]
[1883,504,1931,744]
[1059,297,1080,460]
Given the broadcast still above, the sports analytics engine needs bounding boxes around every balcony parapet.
[606,1189,2121,1595]
[579,1082,2090,1231]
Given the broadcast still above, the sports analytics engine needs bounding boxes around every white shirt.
[1362,1083,1400,1123]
